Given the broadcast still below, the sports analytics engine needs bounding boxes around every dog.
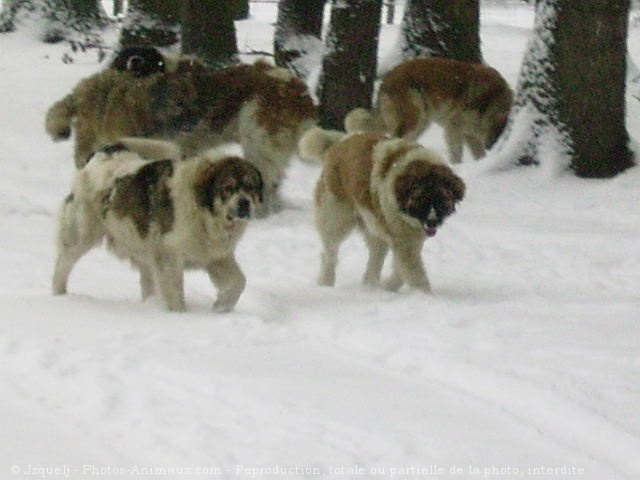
[45,59,317,213]
[109,45,206,77]
[300,127,465,293]
[52,139,264,313]
[344,57,513,164]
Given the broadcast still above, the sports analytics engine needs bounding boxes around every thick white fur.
[53,144,256,313]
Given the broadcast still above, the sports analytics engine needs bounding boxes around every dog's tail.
[45,95,76,141]
[298,126,345,163]
[344,107,386,134]
[117,137,183,161]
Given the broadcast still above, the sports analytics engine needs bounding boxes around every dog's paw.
[213,300,234,313]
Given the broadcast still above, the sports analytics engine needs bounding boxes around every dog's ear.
[194,162,225,211]
[444,171,466,203]
[242,163,264,203]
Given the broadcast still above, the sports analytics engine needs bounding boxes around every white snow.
[1,3,640,480]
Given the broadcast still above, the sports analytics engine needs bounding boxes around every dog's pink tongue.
[425,226,437,237]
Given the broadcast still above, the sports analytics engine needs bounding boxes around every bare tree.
[181,0,238,69]
[388,0,481,67]
[274,0,325,78]
[119,0,179,47]
[495,0,634,178]
[1,0,109,40]
[317,0,382,130]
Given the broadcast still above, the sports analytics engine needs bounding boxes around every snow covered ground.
[1,3,639,479]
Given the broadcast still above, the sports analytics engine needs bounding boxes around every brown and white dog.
[52,140,263,313]
[45,59,317,213]
[344,57,513,164]
[300,128,465,293]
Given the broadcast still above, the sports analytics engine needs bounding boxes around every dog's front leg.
[362,233,388,287]
[152,252,186,311]
[207,257,246,313]
[137,263,155,301]
[388,240,431,294]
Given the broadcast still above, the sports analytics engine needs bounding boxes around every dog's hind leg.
[137,263,155,301]
[314,190,356,287]
[444,122,465,164]
[362,233,388,287]
[52,197,104,295]
[207,256,246,313]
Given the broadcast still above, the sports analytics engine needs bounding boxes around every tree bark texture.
[274,0,325,78]
[497,0,634,177]
[318,0,382,130]
[397,0,482,64]
[181,0,238,69]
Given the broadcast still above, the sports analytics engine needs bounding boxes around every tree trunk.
[318,0,382,130]
[274,0,325,78]
[119,0,180,47]
[495,0,634,178]
[181,0,238,69]
[231,0,250,20]
[393,0,482,64]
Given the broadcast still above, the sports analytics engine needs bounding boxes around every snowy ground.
[1,4,640,480]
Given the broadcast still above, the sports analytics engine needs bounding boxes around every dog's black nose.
[237,198,251,218]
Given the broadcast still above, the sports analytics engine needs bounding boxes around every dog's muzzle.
[236,197,252,219]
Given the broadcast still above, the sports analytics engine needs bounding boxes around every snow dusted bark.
[386,0,481,69]
[119,0,179,47]
[274,0,325,78]
[317,0,382,130]
[494,0,634,177]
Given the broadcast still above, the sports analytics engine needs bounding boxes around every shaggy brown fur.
[52,140,263,313]
[299,128,465,292]
[45,60,317,213]
[344,57,513,164]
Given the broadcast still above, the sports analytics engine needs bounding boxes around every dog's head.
[110,46,166,78]
[194,157,264,227]
[394,161,465,237]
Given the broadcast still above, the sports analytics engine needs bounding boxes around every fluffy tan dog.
[45,59,317,213]
[300,128,465,293]
[52,140,263,313]
[345,57,513,164]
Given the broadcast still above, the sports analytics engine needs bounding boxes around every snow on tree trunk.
[492,0,634,178]
[119,0,179,47]
[317,0,382,130]
[273,0,325,78]
[381,0,481,74]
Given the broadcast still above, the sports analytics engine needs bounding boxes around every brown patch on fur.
[193,157,264,213]
[108,159,175,237]
[322,132,384,211]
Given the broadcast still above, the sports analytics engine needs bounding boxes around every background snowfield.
[1,3,640,479]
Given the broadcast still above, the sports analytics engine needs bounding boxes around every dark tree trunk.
[274,0,325,78]
[318,0,382,130]
[395,0,482,64]
[231,0,250,20]
[495,0,634,178]
[119,0,180,47]
[181,0,238,69]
